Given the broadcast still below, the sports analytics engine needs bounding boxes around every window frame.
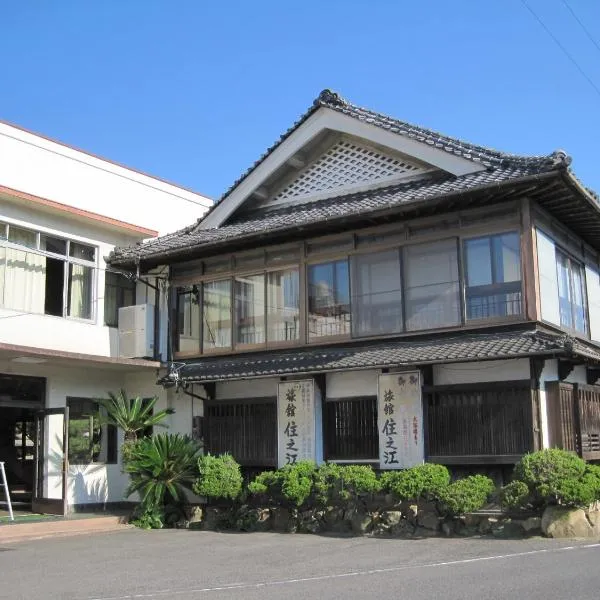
[104,271,136,328]
[66,397,118,465]
[555,248,588,336]
[306,257,352,342]
[462,231,523,322]
[0,222,98,322]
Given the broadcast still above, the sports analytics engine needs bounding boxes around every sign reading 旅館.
[377,371,424,469]
[277,380,315,467]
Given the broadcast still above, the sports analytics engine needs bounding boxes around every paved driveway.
[1,529,599,599]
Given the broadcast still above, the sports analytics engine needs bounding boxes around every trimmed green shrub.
[499,480,530,510]
[381,463,450,501]
[514,448,586,506]
[313,463,381,506]
[438,475,495,516]
[511,449,598,509]
[247,470,280,496]
[248,461,317,507]
[193,454,243,502]
[281,461,317,507]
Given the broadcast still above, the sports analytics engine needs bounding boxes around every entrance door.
[32,407,69,515]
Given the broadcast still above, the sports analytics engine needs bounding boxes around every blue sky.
[1,1,599,201]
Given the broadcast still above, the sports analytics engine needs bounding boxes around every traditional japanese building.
[109,90,600,478]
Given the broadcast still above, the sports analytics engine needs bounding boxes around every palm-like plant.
[124,433,201,510]
[97,389,174,443]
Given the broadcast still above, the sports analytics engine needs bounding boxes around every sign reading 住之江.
[277,380,316,467]
[377,372,424,469]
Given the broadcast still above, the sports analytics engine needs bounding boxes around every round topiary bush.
[380,463,450,501]
[438,475,495,516]
[313,463,381,506]
[193,453,243,502]
[248,461,317,508]
[499,480,530,511]
[513,449,589,508]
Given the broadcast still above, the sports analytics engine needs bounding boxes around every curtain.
[69,264,92,319]
[3,248,46,313]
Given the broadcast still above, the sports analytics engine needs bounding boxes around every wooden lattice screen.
[425,381,534,463]
[546,382,600,460]
[204,399,277,467]
[324,396,378,461]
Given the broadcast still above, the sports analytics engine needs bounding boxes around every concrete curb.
[0,516,133,544]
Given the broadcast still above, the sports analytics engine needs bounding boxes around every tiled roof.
[218,89,568,204]
[108,162,558,266]
[108,89,582,267]
[164,329,599,384]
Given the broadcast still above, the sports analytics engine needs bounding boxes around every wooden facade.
[546,381,600,460]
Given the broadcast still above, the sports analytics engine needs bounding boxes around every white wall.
[0,121,212,236]
[326,370,379,398]
[433,358,530,385]
[0,202,140,356]
[215,378,278,399]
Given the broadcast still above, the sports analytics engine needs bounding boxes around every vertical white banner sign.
[277,380,316,467]
[378,372,424,469]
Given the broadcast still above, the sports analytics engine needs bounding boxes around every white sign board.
[378,372,424,469]
[277,380,316,467]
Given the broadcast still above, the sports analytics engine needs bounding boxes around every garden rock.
[418,512,441,531]
[492,520,525,539]
[478,517,498,535]
[381,510,402,527]
[350,511,372,535]
[202,507,223,531]
[187,506,203,525]
[521,516,542,534]
[541,506,600,538]
[272,507,298,533]
[441,522,453,537]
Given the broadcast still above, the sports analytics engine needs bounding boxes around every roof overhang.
[161,327,600,385]
[0,341,161,372]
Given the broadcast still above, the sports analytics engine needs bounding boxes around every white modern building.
[0,120,211,514]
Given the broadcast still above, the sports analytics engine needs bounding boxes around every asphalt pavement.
[1,529,599,600]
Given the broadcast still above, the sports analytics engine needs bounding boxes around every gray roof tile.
[109,163,557,266]
[108,89,578,267]
[164,329,598,384]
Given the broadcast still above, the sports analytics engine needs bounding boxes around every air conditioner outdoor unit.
[118,304,155,359]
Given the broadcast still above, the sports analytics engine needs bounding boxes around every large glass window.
[176,284,201,353]
[267,268,299,342]
[404,239,460,331]
[556,251,587,334]
[203,279,232,350]
[0,224,96,320]
[308,259,351,339]
[351,250,402,337]
[464,232,522,320]
[104,272,136,327]
[67,398,117,465]
[235,274,265,345]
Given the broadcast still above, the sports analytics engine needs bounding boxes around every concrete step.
[0,515,131,544]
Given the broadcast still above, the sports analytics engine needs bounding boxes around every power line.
[560,0,600,55]
[520,0,600,99]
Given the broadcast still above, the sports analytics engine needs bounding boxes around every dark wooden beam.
[587,368,600,386]
[558,360,577,381]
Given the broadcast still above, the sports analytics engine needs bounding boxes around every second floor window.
[0,223,96,320]
[308,259,351,339]
[203,279,232,351]
[556,251,587,334]
[104,272,136,327]
[464,232,522,320]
